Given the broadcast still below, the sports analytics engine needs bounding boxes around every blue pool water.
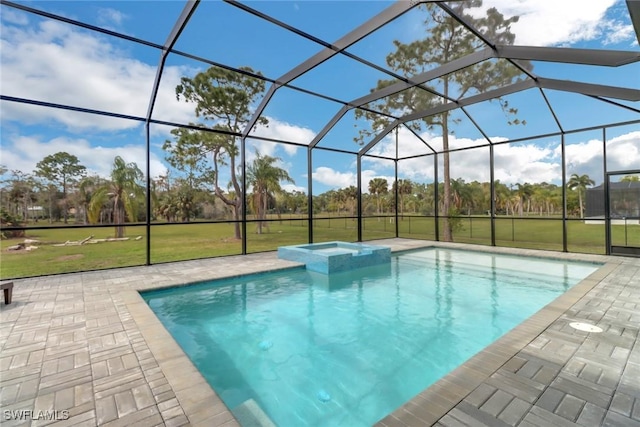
[142,248,600,426]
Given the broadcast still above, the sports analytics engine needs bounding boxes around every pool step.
[232,399,276,427]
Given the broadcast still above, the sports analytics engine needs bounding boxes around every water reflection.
[143,249,599,427]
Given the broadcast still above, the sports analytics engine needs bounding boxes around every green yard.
[1,216,638,279]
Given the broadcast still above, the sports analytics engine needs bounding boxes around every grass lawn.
[1,216,637,279]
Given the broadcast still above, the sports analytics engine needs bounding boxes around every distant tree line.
[1,154,608,238]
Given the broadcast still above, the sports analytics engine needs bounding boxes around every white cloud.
[607,130,640,169]
[387,130,640,186]
[97,8,127,27]
[246,136,300,162]
[368,127,433,158]
[370,128,497,160]
[563,139,603,166]
[251,117,316,151]
[473,0,635,47]
[281,183,306,193]
[1,134,167,179]
[312,166,356,188]
[367,130,566,185]
[1,8,29,25]
[555,131,640,183]
[336,127,640,186]
[562,138,604,182]
[492,142,560,184]
[311,166,395,193]
[602,19,636,45]
[0,18,195,131]
[0,13,318,144]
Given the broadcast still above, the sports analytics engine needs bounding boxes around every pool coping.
[121,240,625,427]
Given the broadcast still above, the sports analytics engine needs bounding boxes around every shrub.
[0,208,25,239]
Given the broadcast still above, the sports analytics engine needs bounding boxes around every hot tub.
[277,241,390,274]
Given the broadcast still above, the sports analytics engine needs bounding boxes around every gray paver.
[610,391,634,417]
[532,365,560,386]
[552,374,613,408]
[516,360,542,379]
[497,397,531,426]
[576,402,607,426]
[603,410,640,427]
[447,402,511,427]
[438,414,469,427]
[165,414,190,427]
[536,387,565,412]
[53,388,75,411]
[480,389,513,417]
[522,406,580,427]
[131,384,155,410]
[633,398,640,421]
[95,396,117,425]
[486,370,545,404]
[465,383,497,407]
[114,390,137,417]
[554,394,585,422]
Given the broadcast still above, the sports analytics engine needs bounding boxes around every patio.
[1,239,639,427]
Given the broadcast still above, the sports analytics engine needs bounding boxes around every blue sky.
[1,0,639,196]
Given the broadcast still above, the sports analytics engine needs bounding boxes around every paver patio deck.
[1,239,638,426]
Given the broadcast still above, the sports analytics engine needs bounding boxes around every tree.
[368,178,389,216]
[246,150,294,234]
[567,173,595,219]
[392,179,413,218]
[515,183,534,216]
[167,66,268,240]
[88,156,144,238]
[74,175,104,225]
[0,207,25,239]
[35,152,86,224]
[154,178,198,223]
[6,171,38,222]
[620,175,639,182]
[493,180,511,215]
[356,1,529,241]
[342,186,358,216]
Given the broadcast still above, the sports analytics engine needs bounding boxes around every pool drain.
[569,322,603,333]
[317,390,331,402]
[258,340,273,350]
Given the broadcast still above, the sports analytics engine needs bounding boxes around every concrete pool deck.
[0,239,638,426]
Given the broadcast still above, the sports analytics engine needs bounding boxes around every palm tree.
[246,151,294,234]
[75,176,101,224]
[494,181,510,215]
[368,178,388,217]
[343,186,358,216]
[567,173,595,219]
[88,156,145,238]
[328,189,343,214]
[515,183,534,216]
[392,179,413,218]
[155,196,179,223]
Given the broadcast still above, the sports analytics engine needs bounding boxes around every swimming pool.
[142,248,600,426]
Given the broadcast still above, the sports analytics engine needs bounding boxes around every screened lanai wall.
[1,0,639,279]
